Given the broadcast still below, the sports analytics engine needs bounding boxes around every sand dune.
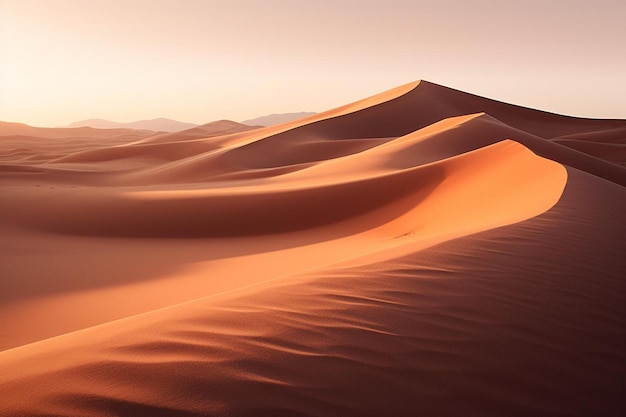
[242,111,317,127]
[0,121,157,140]
[134,119,262,144]
[0,81,624,416]
[65,117,198,132]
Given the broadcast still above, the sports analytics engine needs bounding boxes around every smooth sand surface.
[1,81,624,416]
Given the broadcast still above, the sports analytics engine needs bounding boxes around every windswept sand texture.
[1,81,625,416]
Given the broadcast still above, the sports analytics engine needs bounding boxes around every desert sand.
[0,81,624,416]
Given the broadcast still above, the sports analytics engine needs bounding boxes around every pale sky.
[1,0,625,127]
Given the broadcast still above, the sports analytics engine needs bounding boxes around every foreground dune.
[0,81,624,416]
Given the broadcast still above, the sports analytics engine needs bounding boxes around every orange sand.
[0,81,624,416]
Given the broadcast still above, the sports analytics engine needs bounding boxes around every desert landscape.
[0,79,625,416]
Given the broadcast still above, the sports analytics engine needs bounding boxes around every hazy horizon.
[1,0,625,127]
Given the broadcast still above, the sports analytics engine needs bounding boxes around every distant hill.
[241,112,316,127]
[135,120,263,144]
[66,118,198,132]
[0,121,155,140]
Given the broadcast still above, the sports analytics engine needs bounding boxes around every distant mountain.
[241,112,317,127]
[66,118,198,132]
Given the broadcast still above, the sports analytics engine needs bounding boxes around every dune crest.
[0,80,624,416]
